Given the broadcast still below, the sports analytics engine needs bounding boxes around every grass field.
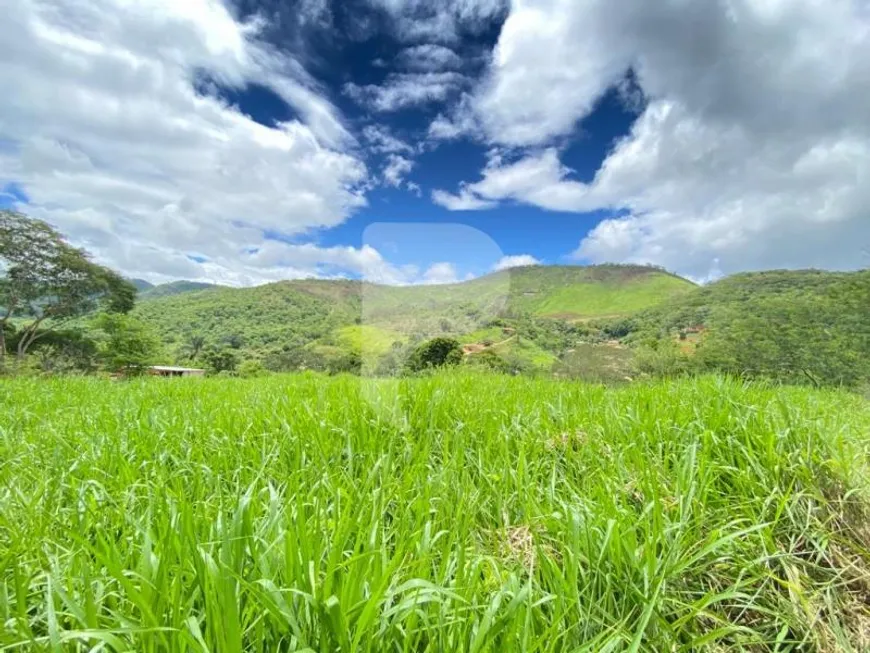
[2,374,870,651]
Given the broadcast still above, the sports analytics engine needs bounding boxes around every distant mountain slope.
[138,280,219,299]
[502,265,694,318]
[130,279,154,292]
[132,279,362,355]
[361,264,694,326]
[627,269,869,335]
[132,265,692,359]
[621,268,870,386]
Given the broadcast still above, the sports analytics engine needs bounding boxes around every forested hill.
[138,280,219,299]
[131,264,693,358]
[130,265,868,387]
[615,269,870,386]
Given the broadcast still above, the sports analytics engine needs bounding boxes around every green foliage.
[553,343,635,383]
[0,210,135,368]
[138,280,218,299]
[131,266,690,365]
[202,346,239,375]
[133,279,362,361]
[92,313,162,373]
[2,374,870,650]
[632,340,693,378]
[405,336,463,372]
[237,359,266,378]
[465,349,511,373]
[618,269,870,387]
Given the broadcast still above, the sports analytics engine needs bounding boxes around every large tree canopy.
[0,210,135,368]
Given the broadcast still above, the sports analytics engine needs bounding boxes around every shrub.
[238,359,265,378]
[405,337,463,373]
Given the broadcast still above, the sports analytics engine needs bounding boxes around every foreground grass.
[1,374,869,651]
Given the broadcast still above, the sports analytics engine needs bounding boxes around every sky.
[1,0,869,286]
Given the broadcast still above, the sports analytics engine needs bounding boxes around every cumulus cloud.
[443,0,870,276]
[421,261,461,284]
[0,0,377,284]
[365,0,507,44]
[382,154,414,187]
[397,44,463,71]
[344,72,467,112]
[431,188,497,211]
[361,124,414,154]
[434,149,596,211]
[492,254,540,271]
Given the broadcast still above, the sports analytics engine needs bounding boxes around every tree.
[466,350,510,373]
[92,313,161,374]
[182,333,207,361]
[0,211,136,370]
[405,337,463,373]
[203,346,239,375]
[238,359,265,378]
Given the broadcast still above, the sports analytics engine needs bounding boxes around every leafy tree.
[181,333,207,361]
[0,211,135,370]
[238,359,266,378]
[222,333,244,349]
[466,350,510,373]
[263,346,327,372]
[92,313,161,374]
[632,341,692,378]
[203,346,239,375]
[326,351,362,375]
[405,337,463,373]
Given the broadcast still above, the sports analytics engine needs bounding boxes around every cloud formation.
[344,72,467,112]
[364,0,507,44]
[436,0,870,276]
[0,0,383,284]
[493,254,540,271]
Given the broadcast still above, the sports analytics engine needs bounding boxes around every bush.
[632,341,692,378]
[405,337,463,373]
[466,350,510,373]
[202,346,239,375]
[238,359,265,378]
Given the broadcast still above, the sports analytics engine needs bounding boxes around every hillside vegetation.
[138,280,219,299]
[3,373,870,650]
[132,265,691,373]
[610,269,870,387]
[126,265,870,387]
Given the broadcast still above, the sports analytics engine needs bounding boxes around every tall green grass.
[1,374,869,651]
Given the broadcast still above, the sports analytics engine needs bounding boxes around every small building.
[148,366,206,378]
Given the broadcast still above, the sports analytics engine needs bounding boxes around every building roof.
[149,366,205,373]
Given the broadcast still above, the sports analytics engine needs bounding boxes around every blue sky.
[1,0,868,285]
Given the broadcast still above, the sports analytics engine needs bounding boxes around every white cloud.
[361,124,414,154]
[446,0,870,276]
[365,0,507,44]
[382,154,414,187]
[473,0,628,147]
[427,94,478,140]
[492,254,540,271]
[0,0,372,285]
[397,44,463,71]
[432,148,599,211]
[421,261,461,284]
[431,188,497,211]
[344,72,467,112]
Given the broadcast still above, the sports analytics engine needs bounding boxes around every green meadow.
[2,373,870,651]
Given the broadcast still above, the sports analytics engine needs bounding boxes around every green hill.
[130,265,868,387]
[129,278,154,292]
[138,280,220,299]
[614,269,870,386]
[131,265,693,370]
